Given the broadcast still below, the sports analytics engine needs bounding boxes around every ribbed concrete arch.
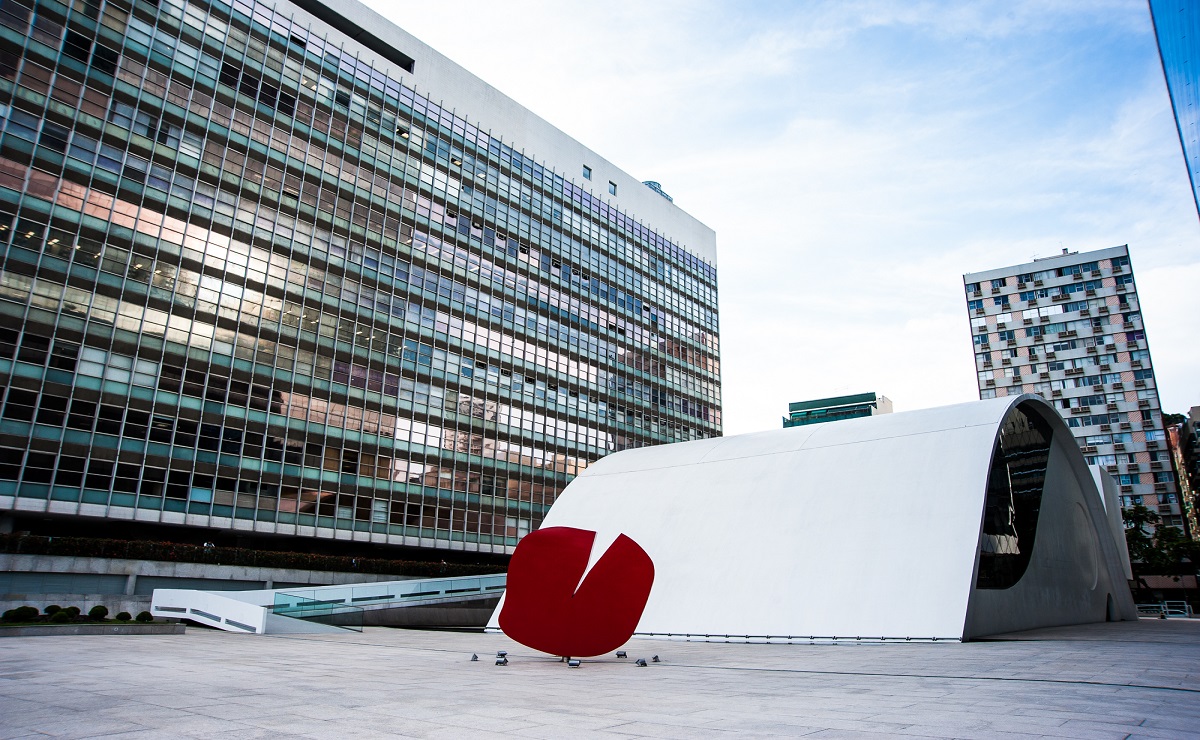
[489,396,1135,642]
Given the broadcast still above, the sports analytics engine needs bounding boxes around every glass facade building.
[963,246,1181,530]
[1149,0,1200,220]
[0,0,720,555]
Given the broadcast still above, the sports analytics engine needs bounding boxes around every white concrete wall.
[490,395,1137,642]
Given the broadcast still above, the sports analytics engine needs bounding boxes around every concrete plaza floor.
[1,620,1198,738]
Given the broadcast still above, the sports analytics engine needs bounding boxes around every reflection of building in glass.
[1149,0,1200,220]
[0,0,719,556]
[963,246,1180,530]
[782,392,892,428]
[977,405,1051,589]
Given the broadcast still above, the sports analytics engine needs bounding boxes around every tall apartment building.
[0,0,720,557]
[963,246,1181,528]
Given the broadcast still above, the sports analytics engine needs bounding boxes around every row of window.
[964,255,1130,294]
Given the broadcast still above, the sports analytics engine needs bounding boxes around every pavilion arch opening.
[975,401,1054,589]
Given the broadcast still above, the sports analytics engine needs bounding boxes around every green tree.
[1124,504,1198,574]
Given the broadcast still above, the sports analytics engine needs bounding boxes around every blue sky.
[368,0,1199,434]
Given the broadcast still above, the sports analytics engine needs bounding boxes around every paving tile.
[1,620,1198,738]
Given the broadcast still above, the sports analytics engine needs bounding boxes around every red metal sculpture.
[499,526,654,658]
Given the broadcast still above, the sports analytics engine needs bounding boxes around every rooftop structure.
[782,392,892,428]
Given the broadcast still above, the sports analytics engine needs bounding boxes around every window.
[1017,273,1033,283]
[965,282,980,293]
[1118,474,1140,485]
[1155,472,1175,483]
[997,330,1015,342]
[967,299,983,311]
[991,278,1007,289]
[582,165,591,180]
[608,181,617,196]
[993,296,1009,307]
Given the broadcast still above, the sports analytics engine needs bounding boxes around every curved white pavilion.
[489,395,1137,642]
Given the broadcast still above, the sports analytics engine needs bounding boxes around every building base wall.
[0,553,417,616]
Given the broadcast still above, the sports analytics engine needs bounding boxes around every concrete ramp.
[152,573,506,634]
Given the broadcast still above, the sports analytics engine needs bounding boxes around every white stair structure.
[151,573,506,634]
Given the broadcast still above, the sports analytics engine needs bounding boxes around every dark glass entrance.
[976,403,1054,589]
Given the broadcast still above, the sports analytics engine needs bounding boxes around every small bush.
[88,605,109,621]
[2,605,39,623]
[135,611,154,623]
[49,610,71,624]
[115,611,132,622]
[44,604,62,615]
[64,606,81,617]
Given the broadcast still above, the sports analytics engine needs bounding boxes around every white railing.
[151,573,506,634]
[151,589,269,634]
[1135,601,1194,618]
